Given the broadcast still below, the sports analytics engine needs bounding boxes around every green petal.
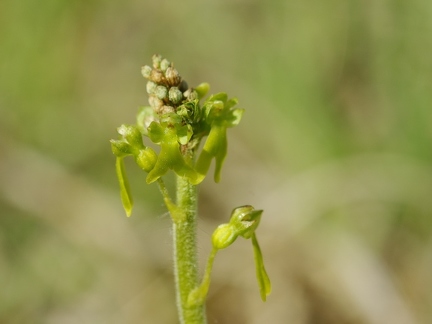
[115,157,133,217]
[252,233,271,301]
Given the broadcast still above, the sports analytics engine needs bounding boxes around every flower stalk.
[173,174,206,323]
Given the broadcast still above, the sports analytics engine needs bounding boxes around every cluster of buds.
[141,54,198,115]
[113,55,245,214]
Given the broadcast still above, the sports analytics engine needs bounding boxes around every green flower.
[110,124,157,216]
[211,206,271,301]
[146,119,203,184]
[196,93,244,182]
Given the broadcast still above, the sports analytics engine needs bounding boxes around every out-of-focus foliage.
[1,1,431,323]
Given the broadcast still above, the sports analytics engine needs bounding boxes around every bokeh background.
[1,1,431,323]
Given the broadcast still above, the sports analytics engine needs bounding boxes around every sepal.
[110,139,134,157]
[229,205,262,239]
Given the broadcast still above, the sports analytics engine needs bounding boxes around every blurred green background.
[1,1,431,323]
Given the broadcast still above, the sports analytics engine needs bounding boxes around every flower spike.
[112,56,269,322]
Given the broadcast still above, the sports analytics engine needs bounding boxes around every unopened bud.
[149,95,163,109]
[146,81,157,94]
[152,54,162,69]
[184,88,198,100]
[135,147,157,172]
[154,85,168,100]
[141,65,152,79]
[212,224,237,250]
[150,69,164,83]
[156,105,175,115]
[195,82,210,99]
[168,87,183,104]
[160,58,171,72]
[179,80,188,92]
[165,67,181,86]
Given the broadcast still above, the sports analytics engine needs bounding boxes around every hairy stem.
[173,174,206,323]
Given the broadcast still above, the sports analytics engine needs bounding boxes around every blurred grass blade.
[252,233,271,301]
[115,157,133,217]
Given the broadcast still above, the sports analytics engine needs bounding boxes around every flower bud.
[168,87,183,104]
[156,105,175,115]
[150,69,164,83]
[184,88,198,100]
[141,65,152,79]
[160,58,171,72]
[152,54,162,69]
[195,82,210,99]
[149,95,163,109]
[179,80,188,92]
[135,147,157,172]
[146,81,157,94]
[154,85,168,100]
[165,67,181,86]
[212,224,237,250]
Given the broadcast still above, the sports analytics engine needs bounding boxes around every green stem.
[173,174,206,324]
